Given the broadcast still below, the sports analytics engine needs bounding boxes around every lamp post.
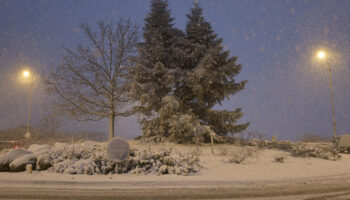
[317,51,337,141]
[23,70,33,139]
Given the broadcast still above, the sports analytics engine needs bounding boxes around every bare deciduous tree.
[45,19,139,140]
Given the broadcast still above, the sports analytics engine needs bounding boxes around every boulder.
[106,137,130,162]
[36,153,52,170]
[9,154,37,172]
[28,144,52,156]
[0,149,32,171]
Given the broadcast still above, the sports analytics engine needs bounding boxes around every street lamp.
[316,50,337,141]
[22,70,33,139]
[317,51,325,59]
[23,71,30,77]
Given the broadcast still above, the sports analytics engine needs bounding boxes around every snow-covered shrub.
[190,146,202,156]
[49,159,99,175]
[227,146,258,164]
[246,139,270,149]
[137,136,168,144]
[246,139,339,161]
[218,146,230,156]
[45,141,111,174]
[119,148,201,175]
[274,154,286,163]
[45,141,201,176]
[268,140,293,151]
[291,143,339,161]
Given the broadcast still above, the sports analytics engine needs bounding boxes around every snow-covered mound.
[0,141,201,175]
[0,148,33,171]
[9,154,37,172]
[28,144,52,156]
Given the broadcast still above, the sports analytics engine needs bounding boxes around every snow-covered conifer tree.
[130,0,184,138]
[175,2,249,138]
[131,1,248,142]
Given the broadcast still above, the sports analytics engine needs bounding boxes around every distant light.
[317,51,326,60]
[23,70,30,78]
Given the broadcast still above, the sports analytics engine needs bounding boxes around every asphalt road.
[2,181,350,200]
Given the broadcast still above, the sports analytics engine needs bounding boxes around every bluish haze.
[1,0,349,140]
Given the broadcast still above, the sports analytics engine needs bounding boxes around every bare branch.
[45,19,139,126]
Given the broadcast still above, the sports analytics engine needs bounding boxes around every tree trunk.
[109,113,115,140]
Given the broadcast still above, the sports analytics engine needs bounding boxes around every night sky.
[0,0,349,140]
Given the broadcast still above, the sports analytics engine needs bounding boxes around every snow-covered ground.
[1,141,350,190]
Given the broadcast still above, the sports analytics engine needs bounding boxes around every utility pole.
[327,61,337,141]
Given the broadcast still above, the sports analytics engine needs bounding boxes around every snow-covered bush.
[268,140,293,151]
[291,143,339,161]
[226,146,258,164]
[190,146,202,156]
[119,149,201,175]
[44,141,201,175]
[218,146,230,156]
[137,136,169,144]
[49,159,100,175]
[0,141,202,175]
[244,139,269,149]
[246,138,339,161]
[274,154,286,163]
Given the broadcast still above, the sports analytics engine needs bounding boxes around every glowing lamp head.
[317,51,326,60]
[23,70,30,78]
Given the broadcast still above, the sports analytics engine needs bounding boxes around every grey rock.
[9,154,37,172]
[36,153,52,170]
[0,149,32,171]
[28,144,52,156]
[106,137,130,162]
